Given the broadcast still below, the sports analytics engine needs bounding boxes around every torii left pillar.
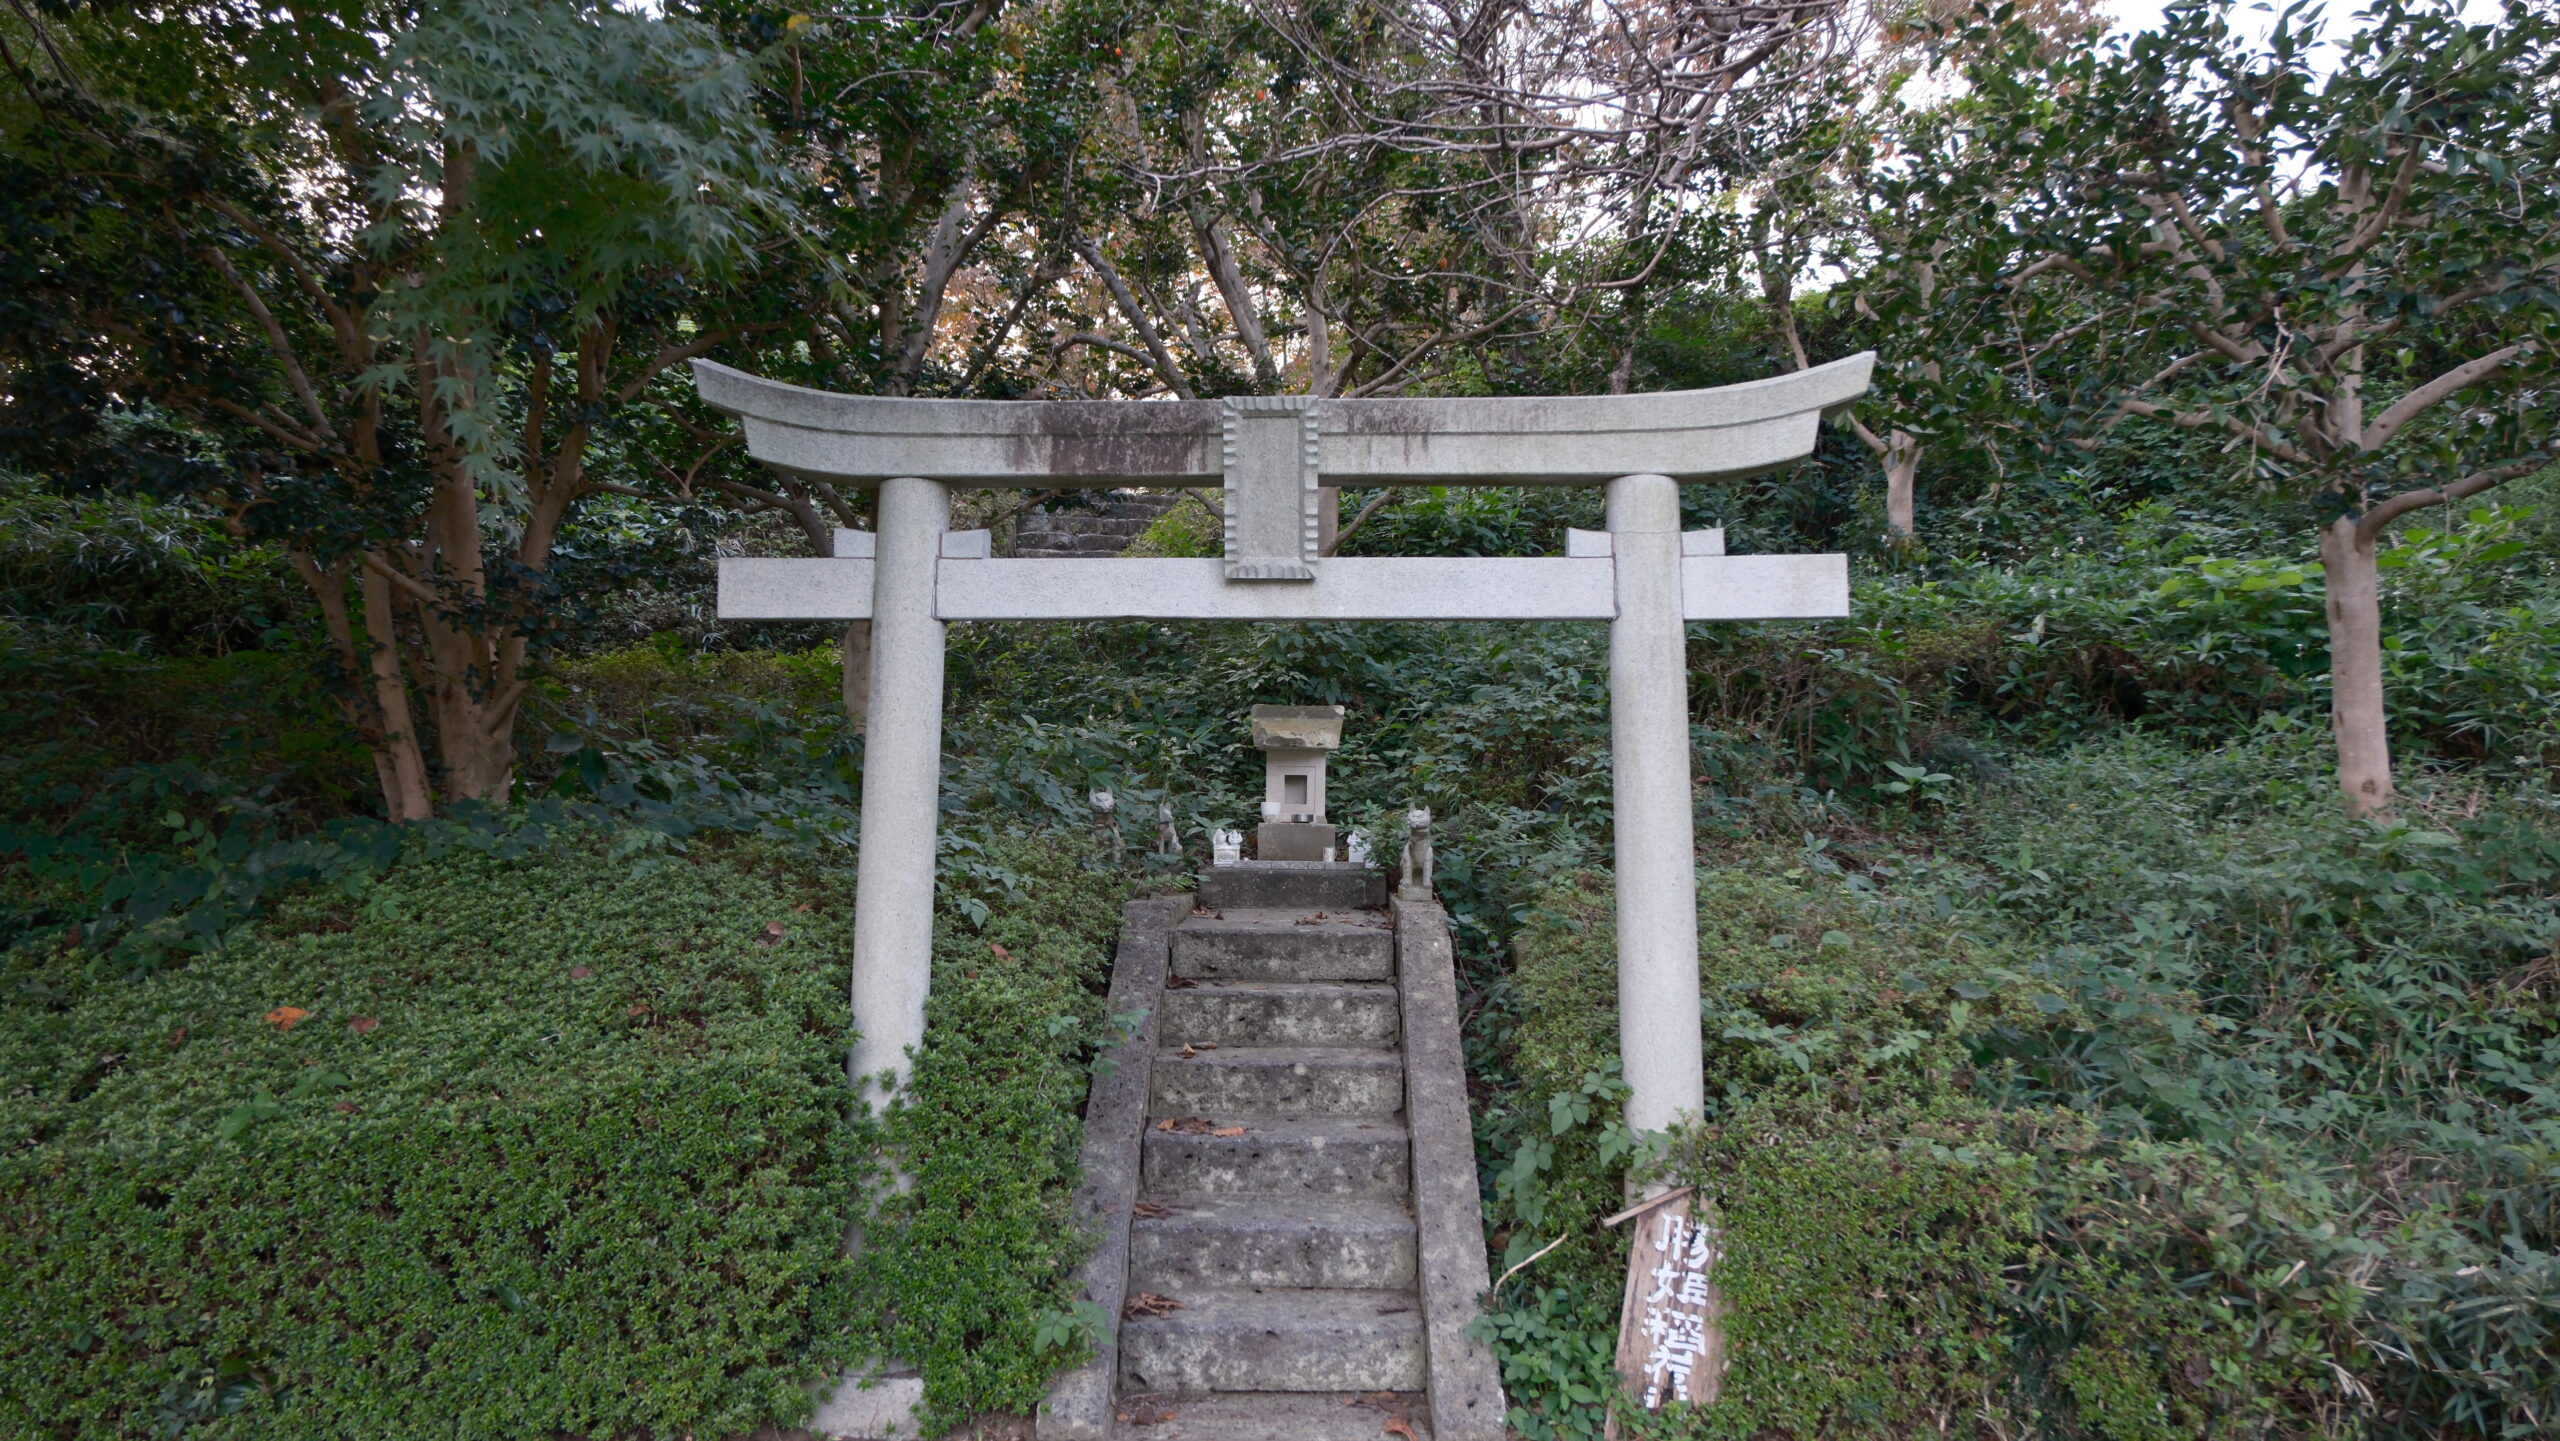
[846,475,946,1100]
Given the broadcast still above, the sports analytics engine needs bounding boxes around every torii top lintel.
[689,352,1875,490]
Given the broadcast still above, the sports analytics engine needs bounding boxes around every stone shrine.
[1251,703,1344,861]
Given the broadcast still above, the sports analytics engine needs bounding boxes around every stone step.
[1160,981,1400,1049]
[1151,1046,1404,1117]
[1130,1195,1417,1291]
[1015,528,1147,550]
[1171,913,1393,983]
[1117,1287,1426,1395]
[1142,1116,1411,1198]
[1106,1391,1432,1440]
[1018,514,1158,535]
[1197,862,1388,912]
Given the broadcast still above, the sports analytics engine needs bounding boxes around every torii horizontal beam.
[692,353,1873,487]
[718,553,1847,623]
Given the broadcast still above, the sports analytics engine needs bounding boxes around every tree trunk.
[431,691,519,807]
[359,564,435,821]
[1884,431,1920,540]
[2320,516,2394,818]
[842,621,872,733]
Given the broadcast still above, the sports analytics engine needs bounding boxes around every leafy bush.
[848,832,1144,1429]
[1,840,863,1437]
[1,828,1136,1438]
[0,474,300,657]
[1474,734,2560,1439]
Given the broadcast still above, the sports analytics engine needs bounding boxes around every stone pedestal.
[1256,821,1336,863]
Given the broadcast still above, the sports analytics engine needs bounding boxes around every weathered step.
[1171,913,1393,982]
[1160,981,1400,1048]
[1142,1116,1411,1198]
[1118,1287,1426,1395]
[1130,1195,1417,1291]
[1198,862,1386,911]
[1151,1046,1403,1117]
[1107,1391,1432,1440]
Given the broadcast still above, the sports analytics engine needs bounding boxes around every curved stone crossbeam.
[689,352,1875,487]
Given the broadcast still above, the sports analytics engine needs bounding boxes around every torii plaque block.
[696,353,1874,1138]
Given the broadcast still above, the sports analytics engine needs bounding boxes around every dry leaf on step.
[1155,1116,1217,1134]
[1211,1125,1247,1137]
[1124,1292,1184,1318]
[1132,1201,1178,1219]
[1384,1420,1420,1441]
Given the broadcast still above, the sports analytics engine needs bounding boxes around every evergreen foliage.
[1474,735,2560,1439]
[0,830,1133,1437]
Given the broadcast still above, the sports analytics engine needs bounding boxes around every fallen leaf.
[1155,1116,1218,1134]
[169,1027,187,1049]
[348,1016,380,1035]
[333,1101,359,1114]
[627,1003,651,1018]
[1125,1405,1176,1425]
[1348,1391,1401,1408]
[1190,907,1221,919]
[765,921,786,936]
[1194,1042,1217,1051]
[1164,976,1197,990]
[1132,1201,1177,1219]
[793,903,811,913]
[990,943,1013,960]
[569,966,592,979]
[1177,1044,1198,1059]
[1123,1292,1184,1319]
[265,1007,310,1031]
[1210,1125,1246,1137]
[1384,1419,1420,1441]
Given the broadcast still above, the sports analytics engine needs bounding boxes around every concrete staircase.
[1011,491,1182,558]
[1119,887,1424,1416]
[1043,865,1502,1441]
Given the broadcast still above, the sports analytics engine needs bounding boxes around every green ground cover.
[1,830,1134,1438]
[1472,734,2560,1439]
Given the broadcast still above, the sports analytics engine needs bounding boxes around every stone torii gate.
[696,353,1873,1138]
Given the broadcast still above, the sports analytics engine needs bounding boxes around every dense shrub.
[1473,735,2560,1439]
[1,830,1134,1438]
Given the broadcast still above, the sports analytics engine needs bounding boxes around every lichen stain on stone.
[1003,403,1219,478]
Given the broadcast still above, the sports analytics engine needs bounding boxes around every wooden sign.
[1610,1189,1725,1417]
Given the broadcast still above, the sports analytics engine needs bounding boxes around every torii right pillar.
[1606,473,1706,1135]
